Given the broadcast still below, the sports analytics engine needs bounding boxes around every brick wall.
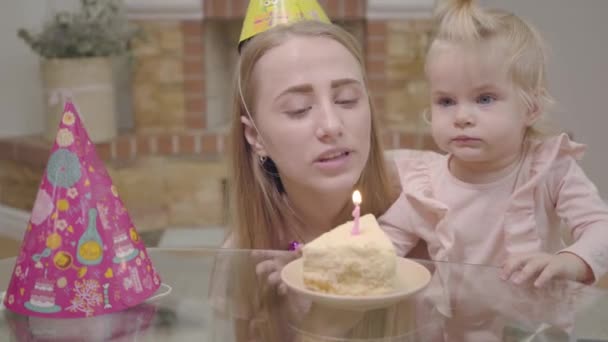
[0,0,438,165]
[182,20,207,129]
[0,0,439,230]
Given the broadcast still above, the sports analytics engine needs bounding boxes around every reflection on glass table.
[1,248,607,341]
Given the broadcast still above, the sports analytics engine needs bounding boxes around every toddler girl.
[379,0,608,339]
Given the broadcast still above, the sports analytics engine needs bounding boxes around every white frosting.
[31,295,55,308]
[114,234,128,242]
[116,245,134,258]
[34,283,54,291]
[302,214,397,295]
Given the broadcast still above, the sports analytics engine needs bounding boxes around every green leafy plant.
[17,0,140,59]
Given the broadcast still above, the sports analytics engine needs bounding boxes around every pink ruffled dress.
[380,133,608,340]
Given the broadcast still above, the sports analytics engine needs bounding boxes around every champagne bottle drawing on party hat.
[238,0,330,51]
[76,208,104,266]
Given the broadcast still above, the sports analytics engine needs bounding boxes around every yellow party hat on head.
[239,0,330,50]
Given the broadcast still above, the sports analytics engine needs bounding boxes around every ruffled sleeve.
[541,136,608,282]
[392,149,447,215]
[379,150,450,258]
[503,133,587,256]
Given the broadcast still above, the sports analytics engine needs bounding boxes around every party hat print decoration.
[3,101,161,318]
[239,0,330,49]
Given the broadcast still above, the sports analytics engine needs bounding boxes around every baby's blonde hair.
[430,0,555,136]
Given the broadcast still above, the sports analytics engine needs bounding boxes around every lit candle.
[351,190,362,235]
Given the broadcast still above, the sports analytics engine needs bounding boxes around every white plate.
[281,258,431,311]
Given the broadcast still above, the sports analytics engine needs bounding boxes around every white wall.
[0,1,83,138]
[481,0,608,196]
[0,2,48,137]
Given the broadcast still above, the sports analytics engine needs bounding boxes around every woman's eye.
[285,107,311,117]
[477,94,496,105]
[335,98,358,106]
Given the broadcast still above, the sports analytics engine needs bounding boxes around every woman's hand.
[501,252,593,287]
[253,248,313,322]
[249,249,311,341]
[251,249,312,317]
[251,249,301,296]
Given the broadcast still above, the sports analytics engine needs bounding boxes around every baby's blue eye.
[477,94,496,105]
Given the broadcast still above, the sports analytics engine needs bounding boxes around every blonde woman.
[208,19,429,341]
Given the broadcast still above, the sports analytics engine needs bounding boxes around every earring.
[422,109,432,125]
[259,155,267,164]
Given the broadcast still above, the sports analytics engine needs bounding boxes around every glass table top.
[1,247,607,341]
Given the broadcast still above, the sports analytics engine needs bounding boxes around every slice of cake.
[302,214,397,296]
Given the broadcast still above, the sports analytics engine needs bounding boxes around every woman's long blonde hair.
[221,20,399,342]
[229,20,396,250]
[430,0,555,136]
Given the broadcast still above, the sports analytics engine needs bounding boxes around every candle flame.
[352,190,361,205]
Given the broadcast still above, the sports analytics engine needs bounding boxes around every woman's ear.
[241,116,267,157]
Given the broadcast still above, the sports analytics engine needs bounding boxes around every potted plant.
[18,0,140,143]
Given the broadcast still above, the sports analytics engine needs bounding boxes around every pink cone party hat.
[3,101,161,318]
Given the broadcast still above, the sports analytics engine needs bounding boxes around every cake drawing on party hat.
[238,0,330,50]
[25,272,61,313]
[112,231,138,263]
[3,100,161,318]
[302,191,397,296]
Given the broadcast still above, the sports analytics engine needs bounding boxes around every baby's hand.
[501,252,593,287]
[251,249,301,297]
